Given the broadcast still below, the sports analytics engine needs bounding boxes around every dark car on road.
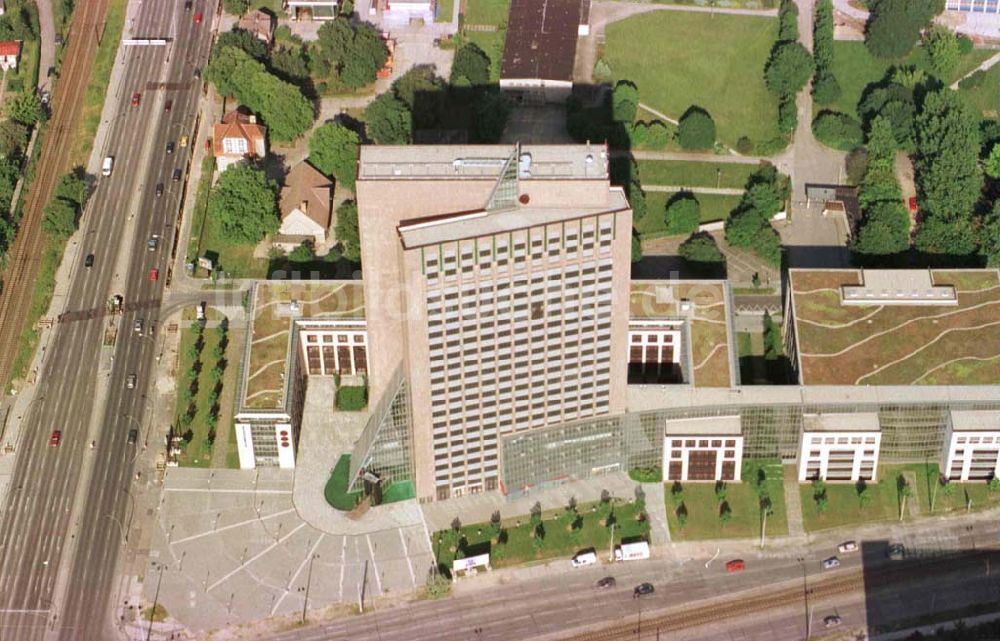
[127,429,138,445]
[165,100,173,112]
[633,583,654,598]
[887,544,905,561]
[155,183,163,197]
[596,577,616,589]
[172,168,182,182]
[166,141,174,154]
[184,0,191,9]
[85,253,94,267]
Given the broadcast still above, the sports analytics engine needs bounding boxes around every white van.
[102,156,114,176]
[614,541,650,562]
[571,550,597,568]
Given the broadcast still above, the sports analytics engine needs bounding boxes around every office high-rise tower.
[356,145,632,501]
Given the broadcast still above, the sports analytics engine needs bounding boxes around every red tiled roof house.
[212,108,267,172]
[0,41,21,71]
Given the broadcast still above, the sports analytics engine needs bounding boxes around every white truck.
[614,541,650,562]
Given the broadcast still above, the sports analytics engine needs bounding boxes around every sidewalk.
[644,185,745,196]
[782,470,806,538]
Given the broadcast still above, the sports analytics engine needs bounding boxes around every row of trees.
[764,0,812,140]
[724,165,786,266]
[176,320,228,449]
[852,116,910,258]
[811,0,840,107]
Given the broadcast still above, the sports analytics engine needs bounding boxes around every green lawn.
[434,498,649,572]
[325,455,362,510]
[174,322,229,467]
[638,192,742,237]
[335,385,368,410]
[664,460,788,540]
[799,466,914,532]
[638,160,758,189]
[826,41,994,120]
[604,12,781,148]
[898,462,1000,515]
[959,63,1000,117]
[436,0,455,21]
[463,0,510,25]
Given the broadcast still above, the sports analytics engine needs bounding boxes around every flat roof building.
[357,143,632,501]
[499,0,583,103]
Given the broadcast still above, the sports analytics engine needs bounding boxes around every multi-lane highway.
[0,0,217,638]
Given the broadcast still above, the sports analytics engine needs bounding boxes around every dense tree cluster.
[313,18,388,89]
[206,164,280,244]
[679,232,725,266]
[924,25,960,77]
[665,194,701,236]
[812,110,863,151]
[450,43,491,87]
[852,116,910,258]
[723,165,785,266]
[913,90,982,256]
[811,0,840,106]
[308,122,360,189]
[763,0,812,146]
[864,0,942,60]
[206,46,314,141]
[335,200,361,263]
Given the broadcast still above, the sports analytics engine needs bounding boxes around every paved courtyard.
[141,468,434,635]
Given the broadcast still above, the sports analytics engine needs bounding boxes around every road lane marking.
[207,522,307,592]
[365,535,383,595]
[398,528,417,589]
[339,536,346,602]
[271,533,325,616]
[170,508,296,545]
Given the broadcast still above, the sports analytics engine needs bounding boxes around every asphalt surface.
[0,0,216,639]
[246,519,1000,641]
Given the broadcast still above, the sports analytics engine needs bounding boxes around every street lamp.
[300,553,320,624]
[146,562,165,641]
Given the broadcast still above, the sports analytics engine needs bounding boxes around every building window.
[222,137,249,155]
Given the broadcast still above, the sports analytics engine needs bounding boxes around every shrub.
[612,80,639,124]
[765,41,814,96]
[644,121,671,149]
[335,385,368,410]
[812,111,864,151]
[679,232,725,265]
[845,148,869,185]
[736,136,755,155]
[593,58,612,83]
[678,106,715,150]
[812,70,841,106]
[924,25,959,77]
[957,35,974,55]
[628,466,662,483]
[665,194,701,235]
[778,96,797,136]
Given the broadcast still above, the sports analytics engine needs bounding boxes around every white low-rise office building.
[942,410,1000,481]
[663,415,743,482]
[798,412,881,482]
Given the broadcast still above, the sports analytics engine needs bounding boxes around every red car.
[908,196,918,214]
[725,560,745,573]
[131,92,141,107]
[194,11,203,24]
[149,268,159,281]
[50,430,61,447]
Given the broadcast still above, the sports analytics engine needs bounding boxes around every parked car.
[149,268,159,282]
[887,544,906,561]
[596,576,616,589]
[131,92,141,107]
[823,615,842,628]
[822,557,840,570]
[50,430,61,447]
[725,560,745,573]
[572,550,597,568]
[838,541,858,554]
[127,429,138,445]
[126,374,136,389]
[85,253,94,268]
[155,183,163,197]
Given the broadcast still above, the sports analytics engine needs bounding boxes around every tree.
[924,25,959,77]
[777,0,799,42]
[980,199,1000,266]
[593,59,612,83]
[473,90,511,143]
[223,0,247,14]
[778,96,797,136]
[679,232,725,265]
[854,200,910,256]
[631,232,642,263]
[854,116,910,256]
[55,169,88,207]
[0,119,28,158]
[270,46,311,84]
[392,65,446,129]
[611,81,638,124]
[989,477,1000,493]
[214,28,268,62]
[678,106,715,150]
[813,0,835,70]
[765,42,814,96]
[812,111,864,151]
[206,164,279,244]
[364,92,412,144]
[914,90,982,256]
[6,91,44,126]
[811,70,841,106]
[308,122,360,189]
[41,197,77,237]
[719,502,732,527]
[450,42,491,87]
[288,243,314,263]
[665,194,700,235]
[985,143,1000,179]
[335,200,360,263]
[865,0,943,60]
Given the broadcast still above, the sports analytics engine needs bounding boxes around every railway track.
[0,0,110,389]
[563,550,1000,641]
